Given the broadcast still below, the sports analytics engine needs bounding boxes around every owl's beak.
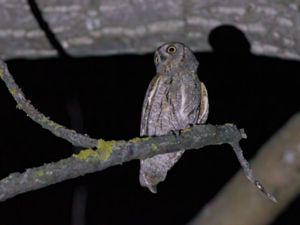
[154,52,160,65]
[160,54,167,62]
[154,52,167,66]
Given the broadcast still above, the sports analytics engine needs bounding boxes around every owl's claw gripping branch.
[0,59,276,203]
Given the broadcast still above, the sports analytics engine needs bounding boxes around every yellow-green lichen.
[36,170,44,177]
[9,88,16,95]
[151,143,158,152]
[129,136,150,143]
[97,139,116,161]
[73,148,99,160]
[181,127,192,133]
[48,120,63,129]
[73,140,116,161]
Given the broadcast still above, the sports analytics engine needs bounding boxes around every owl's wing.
[167,77,208,128]
[197,81,209,124]
[140,75,161,136]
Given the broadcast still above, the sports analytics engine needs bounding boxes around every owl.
[139,42,209,193]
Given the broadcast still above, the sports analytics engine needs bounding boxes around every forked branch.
[0,60,276,203]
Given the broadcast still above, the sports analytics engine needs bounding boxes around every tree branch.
[0,60,96,148]
[188,113,300,225]
[0,123,245,202]
[0,60,275,203]
[1,0,300,60]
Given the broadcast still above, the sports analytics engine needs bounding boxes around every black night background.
[0,26,299,225]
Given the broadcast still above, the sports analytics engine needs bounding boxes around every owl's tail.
[139,150,184,193]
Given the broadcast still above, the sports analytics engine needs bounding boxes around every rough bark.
[188,113,300,225]
[0,122,245,202]
[1,0,300,60]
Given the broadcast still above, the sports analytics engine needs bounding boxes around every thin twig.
[230,142,277,202]
[0,60,97,148]
[188,113,300,225]
[0,123,274,203]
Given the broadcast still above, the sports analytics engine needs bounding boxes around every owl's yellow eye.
[166,45,177,54]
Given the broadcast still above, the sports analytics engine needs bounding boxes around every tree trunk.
[1,0,300,59]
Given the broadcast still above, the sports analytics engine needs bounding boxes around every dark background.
[0,26,299,225]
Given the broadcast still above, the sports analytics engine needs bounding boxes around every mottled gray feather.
[139,42,209,193]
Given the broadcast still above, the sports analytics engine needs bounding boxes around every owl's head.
[154,42,199,74]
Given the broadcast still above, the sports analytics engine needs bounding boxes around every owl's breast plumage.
[141,72,202,136]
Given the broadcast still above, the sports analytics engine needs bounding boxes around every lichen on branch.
[0,60,276,203]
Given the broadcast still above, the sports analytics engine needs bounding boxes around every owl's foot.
[171,124,194,137]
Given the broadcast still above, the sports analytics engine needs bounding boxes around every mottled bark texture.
[1,0,300,59]
[0,122,245,202]
[188,114,300,225]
